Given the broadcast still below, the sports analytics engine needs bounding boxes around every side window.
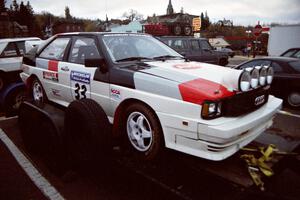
[239,60,271,69]
[39,37,70,61]
[200,41,212,50]
[191,40,200,50]
[68,37,101,65]
[271,62,283,73]
[0,42,18,57]
[172,39,188,50]
[16,41,26,56]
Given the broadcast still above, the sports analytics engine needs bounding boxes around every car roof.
[257,56,300,62]
[158,36,207,40]
[0,37,41,44]
[55,32,150,37]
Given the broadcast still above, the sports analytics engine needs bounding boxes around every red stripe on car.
[48,60,58,72]
[179,78,235,105]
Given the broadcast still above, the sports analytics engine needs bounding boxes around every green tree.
[0,0,6,12]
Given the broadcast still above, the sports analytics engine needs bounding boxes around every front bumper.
[158,95,282,161]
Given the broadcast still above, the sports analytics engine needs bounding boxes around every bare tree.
[122,9,143,21]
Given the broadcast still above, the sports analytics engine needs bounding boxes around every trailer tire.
[19,102,66,175]
[64,99,111,168]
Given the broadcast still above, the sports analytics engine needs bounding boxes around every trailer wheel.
[173,24,182,35]
[4,86,25,117]
[183,25,192,36]
[64,99,111,168]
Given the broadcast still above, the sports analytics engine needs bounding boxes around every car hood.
[133,60,242,104]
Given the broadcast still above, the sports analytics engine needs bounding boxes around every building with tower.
[166,0,174,15]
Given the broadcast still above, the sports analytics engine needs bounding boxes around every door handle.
[61,66,69,71]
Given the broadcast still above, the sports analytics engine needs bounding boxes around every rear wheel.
[29,78,46,106]
[4,87,25,117]
[173,24,182,35]
[0,73,6,91]
[219,58,228,66]
[124,103,164,161]
[287,92,300,109]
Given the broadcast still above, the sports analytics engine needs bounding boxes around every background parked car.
[280,48,300,59]
[216,47,235,58]
[235,57,300,108]
[158,36,229,66]
[0,37,41,90]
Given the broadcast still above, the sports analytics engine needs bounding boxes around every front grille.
[222,86,270,117]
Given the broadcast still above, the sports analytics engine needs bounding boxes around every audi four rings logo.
[255,95,265,106]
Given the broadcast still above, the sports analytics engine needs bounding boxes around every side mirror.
[85,58,108,73]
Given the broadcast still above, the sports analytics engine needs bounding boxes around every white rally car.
[0,37,41,90]
[20,33,282,161]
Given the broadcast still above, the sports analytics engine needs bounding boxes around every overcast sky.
[6,0,300,26]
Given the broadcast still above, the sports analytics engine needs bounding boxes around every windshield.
[102,34,183,62]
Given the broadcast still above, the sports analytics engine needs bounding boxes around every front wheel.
[124,103,164,160]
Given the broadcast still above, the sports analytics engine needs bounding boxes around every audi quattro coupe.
[20,32,282,161]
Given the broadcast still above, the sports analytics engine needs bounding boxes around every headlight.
[266,66,274,85]
[259,67,267,86]
[239,70,251,92]
[201,101,222,119]
[250,68,259,88]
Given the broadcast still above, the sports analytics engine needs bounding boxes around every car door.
[170,39,190,57]
[65,36,111,114]
[188,40,203,62]
[270,61,291,97]
[199,40,218,64]
[0,42,22,72]
[37,36,72,104]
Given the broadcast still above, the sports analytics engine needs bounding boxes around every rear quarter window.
[0,42,18,57]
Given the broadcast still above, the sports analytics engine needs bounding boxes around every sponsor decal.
[70,71,91,84]
[48,60,58,72]
[51,89,61,97]
[43,71,58,82]
[111,88,121,100]
[254,95,265,106]
[173,63,202,70]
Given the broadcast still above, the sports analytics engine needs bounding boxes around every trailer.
[268,25,300,56]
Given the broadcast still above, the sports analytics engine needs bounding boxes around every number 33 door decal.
[70,71,91,100]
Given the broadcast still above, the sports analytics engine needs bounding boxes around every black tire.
[0,72,6,91]
[4,86,25,117]
[219,58,228,66]
[19,102,66,175]
[173,24,182,35]
[28,77,47,107]
[286,92,300,109]
[64,99,111,168]
[183,25,192,36]
[122,103,164,161]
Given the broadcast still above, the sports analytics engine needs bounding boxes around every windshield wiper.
[153,55,184,61]
[116,57,153,62]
